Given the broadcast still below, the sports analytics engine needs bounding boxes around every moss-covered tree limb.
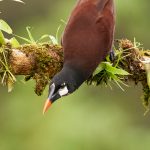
[1,43,63,95]
[1,39,150,113]
[10,44,63,76]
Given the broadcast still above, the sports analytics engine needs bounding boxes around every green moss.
[0,43,16,92]
[142,84,150,111]
[18,43,63,95]
[117,40,150,112]
[87,39,150,114]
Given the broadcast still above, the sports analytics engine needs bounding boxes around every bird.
[43,0,115,114]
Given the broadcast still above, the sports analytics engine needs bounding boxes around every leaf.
[49,35,58,45]
[10,37,20,48]
[12,0,25,4]
[0,30,5,45]
[7,76,14,93]
[26,26,35,43]
[105,62,129,75]
[108,72,126,91]
[13,34,32,44]
[93,62,129,76]
[36,34,49,43]
[0,47,3,53]
[1,71,6,85]
[60,19,67,25]
[37,34,60,44]
[0,19,12,34]
[144,63,150,88]
[93,63,105,76]
[56,25,62,43]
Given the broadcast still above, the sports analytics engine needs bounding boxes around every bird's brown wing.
[62,0,115,76]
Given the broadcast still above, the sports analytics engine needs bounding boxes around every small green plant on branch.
[0,19,150,114]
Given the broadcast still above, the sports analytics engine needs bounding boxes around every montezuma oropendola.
[43,0,115,114]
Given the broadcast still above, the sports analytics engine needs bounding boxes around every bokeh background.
[0,0,150,150]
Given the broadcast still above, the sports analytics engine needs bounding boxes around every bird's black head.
[48,65,85,104]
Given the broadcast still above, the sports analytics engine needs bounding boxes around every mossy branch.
[8,44,63,95]
[0,39,150,113]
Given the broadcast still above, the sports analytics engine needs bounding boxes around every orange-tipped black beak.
[42,83,55,114]
[42,83,61,114]
[43,99,52,115]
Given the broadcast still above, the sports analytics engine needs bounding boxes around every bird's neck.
[62,65,86,88]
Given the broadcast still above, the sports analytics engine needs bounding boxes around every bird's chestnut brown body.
[43,0,115,113]
[62,0,115,78]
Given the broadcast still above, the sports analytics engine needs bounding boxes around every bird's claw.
[109,49,115,62]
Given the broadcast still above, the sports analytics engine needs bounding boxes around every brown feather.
[62,0,115,78]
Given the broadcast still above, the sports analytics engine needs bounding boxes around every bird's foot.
[109,49,115,62]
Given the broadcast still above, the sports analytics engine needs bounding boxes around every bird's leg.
[109,49,115,62]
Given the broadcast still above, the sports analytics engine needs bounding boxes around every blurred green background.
[0,0,150,150]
